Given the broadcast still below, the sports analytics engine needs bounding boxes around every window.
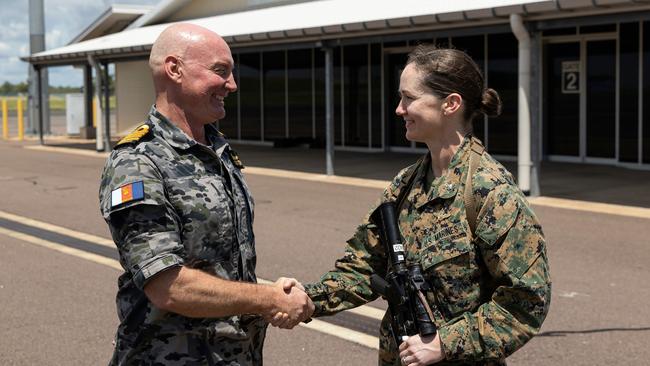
[371,43,382,148]
[342,44,370,147]
[239,53,261,140]
[287,49,313,140]
[452,35,486,142]
[219,54,238,139]
[487,33,518,155]
[263,50,286,140]
[643,21,650,163]
[619,22,640,163]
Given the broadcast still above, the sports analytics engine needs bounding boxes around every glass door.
[543,37,617,163]
[386,51,411,149]
[585,40,616,160]
[544,42,581,158]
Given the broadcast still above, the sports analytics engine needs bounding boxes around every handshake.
[264,277,315,329]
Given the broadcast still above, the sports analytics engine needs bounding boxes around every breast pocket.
[420,224,479,316]
[165,175,236,264]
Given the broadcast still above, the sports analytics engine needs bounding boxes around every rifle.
[369,201,437,346]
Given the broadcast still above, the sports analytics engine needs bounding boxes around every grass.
[0,95,116,112]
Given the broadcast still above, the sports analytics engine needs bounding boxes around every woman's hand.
[398,333,445,365]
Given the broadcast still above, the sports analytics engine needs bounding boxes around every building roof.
[125,0,192,30]
[68,4,154,44]
[23,0,645,65]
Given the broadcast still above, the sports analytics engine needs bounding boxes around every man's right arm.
[144,266,313,323]
[100,151,312,326]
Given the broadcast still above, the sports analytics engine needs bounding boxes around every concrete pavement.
[1,139,650,365]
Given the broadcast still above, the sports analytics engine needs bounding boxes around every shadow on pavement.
[538,326,650,337]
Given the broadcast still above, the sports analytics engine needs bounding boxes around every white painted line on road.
[346,305,385,320]
[527,196,650,219]
[0,210,115,248]
[0,212,382,348]
[0,226,123,271]
[300,318,379,350]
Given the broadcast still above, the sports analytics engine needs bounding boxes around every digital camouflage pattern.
[99,106,266,366]
[305,136,551,365]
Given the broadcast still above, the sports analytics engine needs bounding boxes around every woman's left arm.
[438,184,552,362]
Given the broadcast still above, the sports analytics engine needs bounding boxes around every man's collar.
[148,105,224,151]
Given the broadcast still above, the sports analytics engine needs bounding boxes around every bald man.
[99,23,313,365]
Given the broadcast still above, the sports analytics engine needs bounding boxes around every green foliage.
[0,81,28,95]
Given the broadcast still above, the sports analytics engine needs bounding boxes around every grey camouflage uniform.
[305,136,551,365]
[99,106,266,365]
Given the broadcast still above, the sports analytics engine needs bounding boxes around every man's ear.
[164,55,182,83]
[442,93,463,116]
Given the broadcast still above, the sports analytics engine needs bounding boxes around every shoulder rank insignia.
[115,124,150,148]
[229,149,244,169]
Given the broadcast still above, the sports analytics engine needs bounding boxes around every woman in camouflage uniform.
[304,45,551,365]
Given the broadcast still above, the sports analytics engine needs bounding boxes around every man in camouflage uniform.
[99,23,313,365]
[305,135,551,365]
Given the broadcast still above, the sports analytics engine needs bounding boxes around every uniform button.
[446,183,454,190]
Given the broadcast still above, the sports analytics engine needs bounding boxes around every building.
[23,0,650,195]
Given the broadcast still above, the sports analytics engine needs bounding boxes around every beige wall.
[115,60,155,135]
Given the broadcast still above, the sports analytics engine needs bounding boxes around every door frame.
[542,31,619,164]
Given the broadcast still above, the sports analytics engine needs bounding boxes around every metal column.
[28,0,49,136]
[529,30,542,196]
[511,14,533,195]
[324,47,335,176]
[103,63,111,150]
[36,66,44,145]
[88,55,105,151]
[83,64,94,131]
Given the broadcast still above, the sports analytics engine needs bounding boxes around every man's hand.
[398,333,445,366]
[276,277,305,292]
[265,278,314,329]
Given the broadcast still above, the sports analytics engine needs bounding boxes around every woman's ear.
[164,55,182,83]
[442,93,463,116]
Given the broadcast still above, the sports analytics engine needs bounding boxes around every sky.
[0,0,160,87]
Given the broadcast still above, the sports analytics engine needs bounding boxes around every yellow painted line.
[0,210,115,248]
[21,144,387,189]
[527,196,650,219]
[24,144,110,158]
[20,142,650,218]
[243,166,388,190]
[0,226,122,271]
[0,211,381,348]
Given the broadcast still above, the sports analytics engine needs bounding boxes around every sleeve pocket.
[475,193,520,247]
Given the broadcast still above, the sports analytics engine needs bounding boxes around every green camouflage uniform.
[305,136,551,365]
[99,107,266,365]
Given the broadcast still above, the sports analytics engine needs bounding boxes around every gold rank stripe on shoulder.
[116,124,150,147]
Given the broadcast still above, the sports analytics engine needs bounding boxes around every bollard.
[17,97,24,141]
[2,98,7,140]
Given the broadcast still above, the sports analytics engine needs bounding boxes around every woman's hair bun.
[479,88,502,118]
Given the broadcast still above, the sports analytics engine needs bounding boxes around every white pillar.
[510,14,532,195]
[88,55,105,152]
